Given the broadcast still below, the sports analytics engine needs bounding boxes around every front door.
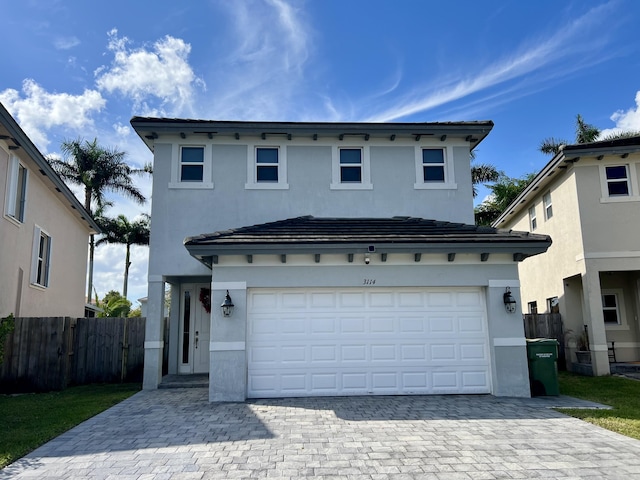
[178,284,211,374]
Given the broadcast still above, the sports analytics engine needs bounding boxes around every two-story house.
[0,102,100,318]
[493,136,640,377]
[131,118,551,402]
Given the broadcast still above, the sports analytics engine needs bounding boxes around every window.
[246,145,288,189]
[543,192,553,220]
[413,146,456,190]
[30,227,51,288]
[605,165,630,196]
[256,148,279,182]
[331,146,371,190]
[602,293,620,324]
[528,301,538,314]
[4,155,28,223]
[528,206,537,231]
[421,149,445,182]
[339,148,362,183]
[180,146,204,182]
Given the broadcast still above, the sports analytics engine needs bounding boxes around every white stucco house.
[493,136,640,377]
[0,102,100,318]
[131,117,551,401]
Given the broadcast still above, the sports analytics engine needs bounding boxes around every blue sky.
[2,0,640,305]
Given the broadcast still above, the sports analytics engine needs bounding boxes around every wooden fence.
[0,317,145,393]
[523,313,565,369]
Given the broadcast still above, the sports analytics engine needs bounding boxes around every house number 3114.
[363,279,376,285]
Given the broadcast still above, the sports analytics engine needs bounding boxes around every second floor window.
[528,206,537,231]
[543,191,553,220]
[5,156,28,223]
[256,148,279,182]
[180,146,204,182]
[422,149,445,182]
[605,165,630,196]
[339,148,362,183]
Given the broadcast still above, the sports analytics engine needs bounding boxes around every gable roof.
[0,102,101,233]
[492,135,640,228]
[184,216,551,267]
[130,118,494,151]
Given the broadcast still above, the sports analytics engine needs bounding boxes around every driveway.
[2,389,640,479]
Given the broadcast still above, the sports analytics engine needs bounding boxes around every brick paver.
[2,390,640,479]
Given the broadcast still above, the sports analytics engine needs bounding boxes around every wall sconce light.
[221,290,234,317]
[364,255,370,265]
[503,287,517,314]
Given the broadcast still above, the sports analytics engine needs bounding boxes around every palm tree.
[539,114,640,155]
[471,162,499,198]
[96,214,150,298]
[48,138,146,299]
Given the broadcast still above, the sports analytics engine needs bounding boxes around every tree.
[97,290,132,318]
[474,173,536,226]
[48,138,146,300]
[539,114,640,155]
[96,214,150,298]
[471,161,499,198]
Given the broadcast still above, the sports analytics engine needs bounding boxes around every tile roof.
[184,216,550,260]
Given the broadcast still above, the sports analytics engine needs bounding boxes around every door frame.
[178,283,211,374]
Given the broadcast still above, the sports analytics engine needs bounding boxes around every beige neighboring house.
[493,136,640,376]
[0,102,100,318]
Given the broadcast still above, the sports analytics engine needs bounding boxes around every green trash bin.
[526,338,560,396]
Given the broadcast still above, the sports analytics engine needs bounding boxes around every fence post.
[121,317,129,382]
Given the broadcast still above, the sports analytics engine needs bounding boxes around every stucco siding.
[148,137,475,277]
[510,171,584,312]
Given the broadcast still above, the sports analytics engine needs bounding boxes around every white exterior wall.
[0,142,90,318]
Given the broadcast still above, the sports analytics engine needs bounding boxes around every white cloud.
[0,79,105,152]
[95,29,205,117]
[363,2,620,122]
[54,36,80,50]
[113,122,131,138]
[600,91,640,138]
[205,0,312,119]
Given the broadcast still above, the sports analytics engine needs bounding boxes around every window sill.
[29,282,47,291]
[245,183,289,190]
[169,182,215,190]
[600,195,640,203]
[605,323,629,331]
[330,183,373,190]
[413,182,457,190]
[3,214,23,227]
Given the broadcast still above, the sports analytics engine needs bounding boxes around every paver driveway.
[2,389,640,479]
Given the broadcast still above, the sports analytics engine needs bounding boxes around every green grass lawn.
[0,383,140,469]
[558,371,640,440]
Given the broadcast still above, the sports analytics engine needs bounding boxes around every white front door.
[178,284,211,374]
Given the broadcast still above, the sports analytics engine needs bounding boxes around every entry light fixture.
[503,287,517,314]
[221,290,234,317]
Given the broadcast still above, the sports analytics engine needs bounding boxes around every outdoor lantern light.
[503,287,517,314]
[221,290,234,317]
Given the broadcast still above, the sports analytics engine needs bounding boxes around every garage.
[247,287,491,398]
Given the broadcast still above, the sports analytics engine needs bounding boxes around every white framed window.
[169,144,213,189]
[4,154,28,223]
[528,301,538,314]
[599,163,640,203]
[246,145,288,189]
[543,191,553,220]
[331,145,372,190]
[413,146,456,189]
[528,206,537,231]
[30,226,51,288]
[602,289,628,330]
[547,296,559,313]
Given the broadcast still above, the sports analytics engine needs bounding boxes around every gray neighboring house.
[494,136,640,376]
[131,118,550,402]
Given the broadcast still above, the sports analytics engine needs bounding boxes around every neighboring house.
[0,102,100,318]
[131,118,550,402]
[493,136,640,376]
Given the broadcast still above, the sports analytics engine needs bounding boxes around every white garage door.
[247,287,490,398]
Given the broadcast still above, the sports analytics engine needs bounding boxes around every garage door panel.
[247,288,490,398]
